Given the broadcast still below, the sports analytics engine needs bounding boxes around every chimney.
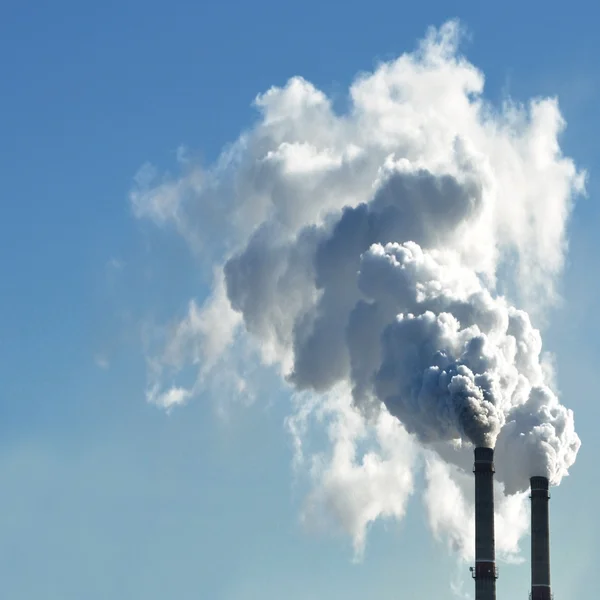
[530,476,551,600]
[472,447,497,600]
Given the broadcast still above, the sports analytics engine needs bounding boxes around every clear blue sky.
[1,1,598,598]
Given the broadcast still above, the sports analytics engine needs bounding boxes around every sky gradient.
[1,2,599,599]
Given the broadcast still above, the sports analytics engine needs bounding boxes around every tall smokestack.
[472,447,497,600]
[530,476,551,600]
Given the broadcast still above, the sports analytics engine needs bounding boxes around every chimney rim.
[474,446,494,464]
[530,475,550,491]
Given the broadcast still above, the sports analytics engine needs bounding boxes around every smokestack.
[472,447,497,600]
[530,476,551,600]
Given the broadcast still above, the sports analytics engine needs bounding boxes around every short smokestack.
[530,476,551,600]
[472,447,497,600]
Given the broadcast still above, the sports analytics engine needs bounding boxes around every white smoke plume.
[286,384,416,559]
[423,453,529,562]
[131,21,584,560]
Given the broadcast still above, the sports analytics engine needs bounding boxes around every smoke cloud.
[131,21,583,559]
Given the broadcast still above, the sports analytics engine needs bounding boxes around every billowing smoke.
[131,21,583,559]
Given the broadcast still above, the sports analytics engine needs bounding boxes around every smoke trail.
[131,21,584,557]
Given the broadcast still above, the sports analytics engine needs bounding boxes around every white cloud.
[287,386,416,559]
[129,19,584,563]
[163,268,241,373]
[140,268,260,416]
[147,384,191,410]
[422,454,528,563]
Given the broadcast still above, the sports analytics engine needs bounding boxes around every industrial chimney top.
[474,447,494,461]
[530,476,550,493]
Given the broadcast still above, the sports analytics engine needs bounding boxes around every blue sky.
[1,2,599,599]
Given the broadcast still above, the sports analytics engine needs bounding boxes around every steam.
[131,21,583,559]
[353,240,580,493]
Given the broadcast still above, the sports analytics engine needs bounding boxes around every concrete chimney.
[530,476,551,600]
[472,447,497,600]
